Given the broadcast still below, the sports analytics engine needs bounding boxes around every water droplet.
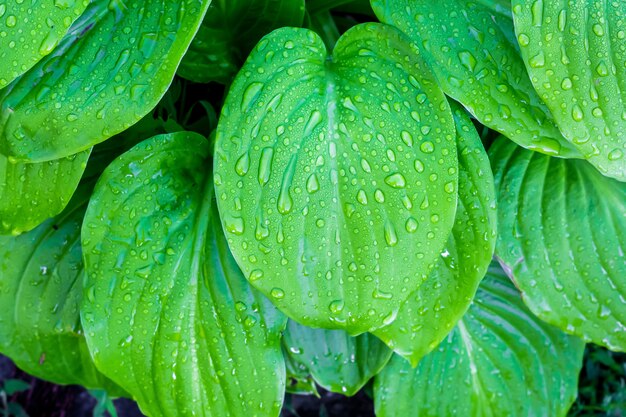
[531,0,544,26]
[571,104,584,121]
[385,173,406,188]
[306,174,320,193]
[518,33,530,46]
[420,141,435,153]
[384,221,398,246]
[224,216,245,235]
[235,152,250,176]
[529,52,545,68]
[561,77,572,90]
[258,147,274,185]
[329,300,344,314]
[401,130,413,146]
[5,15,16,28]
[249,269,264,282]
[405,217,418,233]
[444,182,455,194]
[303,110,323,137]
[357,189,368,205]
[270,288,285,299]
[241,82,263,111]
[592,23,605,37]
[458,51,477,71]
[608,148,623,160]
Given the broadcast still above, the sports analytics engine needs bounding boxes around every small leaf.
[215,23,458,333]
[512,0,626,181]
[0,183,121,393]
[2,380,30,396]
[285,351,320,396]
[283,320,392,396]
[491,137,626,350]
[0,0,212,162]
[374,263,585,417]
[0,149,90,235]
[178,0,306,84]
[373,102,497,365]
[0,1,89,88]
[82,132,286,417]
[371,0,582,158]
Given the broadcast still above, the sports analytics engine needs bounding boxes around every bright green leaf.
[512,0,626,181]
[214,23,458,333]
[284,320,392,396]
[374,263,585,417]
[371,0,582,158]
[0,1,89,89]
[0,183,121,393]
[0,149,90,235]
[490,137,626,350]
[178,0,306,84]
[82,132,287,417]
[0,0,211,163]
[373,103,497,365]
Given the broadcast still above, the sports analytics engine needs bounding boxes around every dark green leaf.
[0,150,90,235]
[372,103,497,365]
[1,380,30,396]
[214,23,458,333]
[284,320,392,396]
[374,263,585,417]
[512,0,626,181]
[371,0,582,158]
[0,0,211,162]
[82,132,286,417]
[178,0,306,84]
[491,137,626,350]
[0,183,120,393]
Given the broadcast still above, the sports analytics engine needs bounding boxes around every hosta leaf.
[215,23,458,333]
[0,149,90,235]
[283,320,392,396]
[0,183,120,393]
[371,0,582,158]
[0,0,211,163]
[373,103,497,365]
[490,137,626,350]
[285,351,319,396]
[178,0,306,84]
[81,133,286,417]
[512,0,626,181]
[0,1,89,88]
[374,263,585,417]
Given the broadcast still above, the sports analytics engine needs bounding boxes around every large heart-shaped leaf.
[0,1,90,88]
[512,0,626,181]
[372,103,497,365]
[0,149,90,235]
[0,0,211,163]
[0,182,120,393]
[371,0,581,158]
[490,137,626,350]
[374,263,585,417]
[214,23,458,333]
[283,320,392,396]
[81,132,287,417]
[178,0,306,84]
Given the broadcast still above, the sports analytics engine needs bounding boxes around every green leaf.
[178,0,306,84]
[283,320,392,396]
[0,0,211,163]
[0,183,121,393]
[512,0,626,181]
[1,380,30,396]
[374,263,585,417]
[372,102,497,365]
[0,1,89,89]
[81,132,287,417]
[490,137,626,350]
[214,23,458,333]
[0,150,89,235]
[284,350,320,396]
[371,0,582,158]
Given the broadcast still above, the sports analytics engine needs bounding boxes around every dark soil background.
[1,345,625,417]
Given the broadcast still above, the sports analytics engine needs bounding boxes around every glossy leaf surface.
[284,320,392,396]
[491,137,626,350]
[82,133,286,417]
[374,264,585,417]
[371,0,581,158]
[0,0,211,162]
[178,0,306,84]
[215,23,458,333]
[512,0,626,181]
[0,0,89,88]
[0,149,90,235]
[0,183,120,393]
[373,103,497,365]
